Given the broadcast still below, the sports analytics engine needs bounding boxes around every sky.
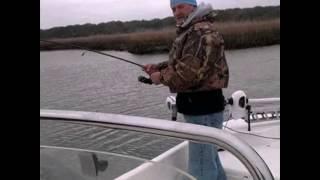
[40,0,280,30]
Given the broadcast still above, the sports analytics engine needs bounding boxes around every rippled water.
[40,45,280,119]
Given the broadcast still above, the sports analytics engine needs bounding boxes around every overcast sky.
[40,0,280,29]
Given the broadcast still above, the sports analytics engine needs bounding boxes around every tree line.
[40,6,280,39]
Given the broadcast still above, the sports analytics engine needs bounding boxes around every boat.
[40,90,280,180]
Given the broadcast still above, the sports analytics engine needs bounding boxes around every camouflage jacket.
[157,4,229,93]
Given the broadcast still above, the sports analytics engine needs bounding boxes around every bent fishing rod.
[40,39,152,84]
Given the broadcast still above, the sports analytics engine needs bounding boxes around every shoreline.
[40,19,280,55]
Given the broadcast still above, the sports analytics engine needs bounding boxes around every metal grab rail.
[248,98,280,121]
[40,109,275,180]
[249,98,280,104]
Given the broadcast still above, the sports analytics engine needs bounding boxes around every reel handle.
[138,76,153,84]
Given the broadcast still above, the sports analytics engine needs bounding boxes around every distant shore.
[40,19,280,54]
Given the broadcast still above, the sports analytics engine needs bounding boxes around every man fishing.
[144,0,229,179]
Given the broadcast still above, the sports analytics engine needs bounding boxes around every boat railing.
[40,109,275,180]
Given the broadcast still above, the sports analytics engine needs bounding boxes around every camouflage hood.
[178,2,217,30]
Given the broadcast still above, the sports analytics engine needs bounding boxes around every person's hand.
[143,64,158,75]
[150,72,161,85]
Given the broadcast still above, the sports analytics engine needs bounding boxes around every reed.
[40,19,280,54]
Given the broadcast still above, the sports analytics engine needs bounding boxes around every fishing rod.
[40,39,152,84]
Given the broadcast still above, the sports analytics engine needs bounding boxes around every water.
[40,45,280,119]
[40,45,280,160]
